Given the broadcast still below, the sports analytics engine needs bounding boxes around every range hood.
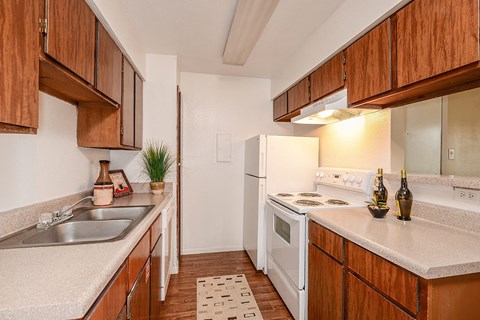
[291,89,379,125]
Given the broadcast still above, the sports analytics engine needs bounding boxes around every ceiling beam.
[223,0,279,66]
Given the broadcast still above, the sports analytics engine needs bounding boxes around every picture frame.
[109,169,133,198]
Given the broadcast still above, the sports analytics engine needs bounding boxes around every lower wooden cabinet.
[346,272,413,320]
[308,244,343,320]
[127,258,151,320]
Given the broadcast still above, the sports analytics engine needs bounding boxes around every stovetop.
[268,167,375,214]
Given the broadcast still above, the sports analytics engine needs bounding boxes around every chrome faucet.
[37,196,95,230]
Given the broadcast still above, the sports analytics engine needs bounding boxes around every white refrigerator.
[243,135,319,272]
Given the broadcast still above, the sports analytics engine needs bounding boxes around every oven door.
[266,199,305,290]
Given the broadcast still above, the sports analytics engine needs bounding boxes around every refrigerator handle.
[260,181,265,203]
[260,152,265,175]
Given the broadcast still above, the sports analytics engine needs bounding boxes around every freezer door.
[243,174,266,270]
[244,135,266,177]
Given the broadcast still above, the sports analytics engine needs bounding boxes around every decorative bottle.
[396,169,413,221]
[93,160,114,206]
[373,168,388,206]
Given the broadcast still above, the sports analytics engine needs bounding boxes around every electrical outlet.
[454,187,480,203]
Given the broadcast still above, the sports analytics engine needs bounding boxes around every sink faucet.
[37,196,95,230]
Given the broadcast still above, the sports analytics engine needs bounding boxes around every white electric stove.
[265,167,374,320]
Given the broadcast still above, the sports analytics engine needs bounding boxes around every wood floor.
[158,250,294,319]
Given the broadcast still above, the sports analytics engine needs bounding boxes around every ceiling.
[115,0,345,79]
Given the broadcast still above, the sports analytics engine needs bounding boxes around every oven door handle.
[267,199,302,222]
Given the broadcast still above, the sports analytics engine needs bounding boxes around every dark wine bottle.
[396,169,413,221]
[373,168,388,206]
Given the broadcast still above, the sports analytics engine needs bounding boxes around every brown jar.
[93,160,114,206]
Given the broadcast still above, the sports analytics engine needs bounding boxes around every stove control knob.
[316,172,320,177]
[342,174,349,183]
[349,175,355,183]
[319,172,325,179]
[356,176,363,184]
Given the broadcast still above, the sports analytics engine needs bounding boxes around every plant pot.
[150,181,165,194]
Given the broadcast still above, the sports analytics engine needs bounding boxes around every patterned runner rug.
[197,274,264,320]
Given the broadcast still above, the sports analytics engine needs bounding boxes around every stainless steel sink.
[0,205,154,249]
[72,206,152,222]
[22,220,133,245]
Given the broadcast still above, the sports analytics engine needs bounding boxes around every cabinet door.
[96,22,122,104]
[134,73,143,148]
[347,273,413,320]
[310,53,345,101]
[121,57,135,147]
[45,0,96,84]
[287,77,310,113]
[127,259,150,320]
[308,244,343,320]
[0,0,39,133]
[346,19,392,104]
[273,92,288,120]
[396,0,479,87]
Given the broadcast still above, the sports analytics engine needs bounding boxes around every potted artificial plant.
[139,140,175,194]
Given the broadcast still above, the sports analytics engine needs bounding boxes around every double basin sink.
[0,205,154,249]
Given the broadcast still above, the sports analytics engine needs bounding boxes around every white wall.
[294,110,392,171]
[180,72,293,254]
[271,0,409,97]
[110,54,178,185]
[0,93,109,212]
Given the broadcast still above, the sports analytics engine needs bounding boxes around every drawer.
[308,220,343,262]
[347,272,414,320]
[346,241,418,314]
[85,263,127,320]
[128,230,150,291]
[150,214,162,251]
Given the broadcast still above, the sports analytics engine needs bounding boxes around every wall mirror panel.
[392,87,480,177]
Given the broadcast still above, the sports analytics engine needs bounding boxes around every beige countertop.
[307,208,480,280]
[0,192,172,320]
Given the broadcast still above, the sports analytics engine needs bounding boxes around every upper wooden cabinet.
[134,73,144,148]
[273,92,288,121]
[44,0,96,85]
[287,77,310,113]
[96,22,123,104]
[345,19,392,105]
[310,53,345,102]
[396,0,479,88]
[0,0,39,134]
[121,57,135,147]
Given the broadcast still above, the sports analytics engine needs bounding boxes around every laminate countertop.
[0,192,172,320]
[307,208,480,279]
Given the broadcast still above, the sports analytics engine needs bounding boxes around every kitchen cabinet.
[345,19,392,105]
[85,263,127,320]
[396,0,479,88]
[127,258,150,320]
[0,0,39,134]
[287,77,310,113]
[44,0,96,85]
[308,220,480,320]
[96,22,123,104]
[310,52,345,102]
[273,92,292,122]
[76,57,143,149]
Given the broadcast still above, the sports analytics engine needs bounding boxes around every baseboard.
[181,245,245,255]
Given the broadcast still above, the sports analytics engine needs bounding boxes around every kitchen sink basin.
[0,205,155,249]
[22,220,133,245]
[72,206,152,222]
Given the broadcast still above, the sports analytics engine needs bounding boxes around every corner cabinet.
[273,93,288,121]
[345,19,392,105]
[308,220,480,320]
[396,0,479,88]
[0,0,39,134]
[77,58,143,150]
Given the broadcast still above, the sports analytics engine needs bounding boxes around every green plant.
[139,141,175,182]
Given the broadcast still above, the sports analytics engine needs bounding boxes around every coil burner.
[277,193,294,197]
[325,199,350,206]
[297,192,321,197]
[294,200,324,206]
